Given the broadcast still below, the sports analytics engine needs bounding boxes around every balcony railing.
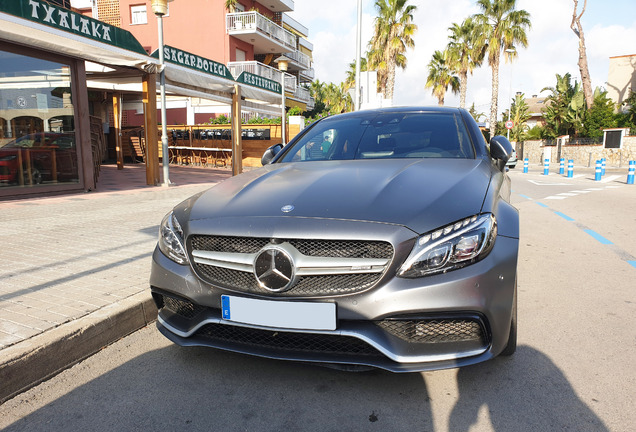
[299,67,315,81]
[306,97,315,111]
[226,12,296,52]
[293,86,310,102]
[228,61,297,93]
[285,50,311,69]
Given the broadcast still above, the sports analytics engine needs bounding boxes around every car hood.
[187,158,493,234]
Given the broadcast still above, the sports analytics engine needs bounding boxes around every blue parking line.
[518,194,533,200]
[584,229,613,245]
[536,202,549,208]
[554,212,575,221]
[628,261,636,269]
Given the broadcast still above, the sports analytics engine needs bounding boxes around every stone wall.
[516,136,636,167]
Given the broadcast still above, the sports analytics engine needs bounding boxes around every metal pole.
[280,71,286,145]
[158,14,171,186]
[354,0,362,111]
[507,62,512,141]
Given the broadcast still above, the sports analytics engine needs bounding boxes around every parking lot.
[1,167,635,431]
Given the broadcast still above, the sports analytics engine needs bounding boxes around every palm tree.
[425,50,460,106]
[509,92,531,142]
[473,0,531,131]
[344,57,368,92]
[225,0,238,12]
[446,17,485,109]
[541,73,585,137]
[368,0,417,102]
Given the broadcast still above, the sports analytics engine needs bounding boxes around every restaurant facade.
[0,0,291,200]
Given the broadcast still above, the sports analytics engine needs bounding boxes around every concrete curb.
[0,292,157,404]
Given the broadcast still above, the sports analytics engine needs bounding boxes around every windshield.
[279,112,475,163]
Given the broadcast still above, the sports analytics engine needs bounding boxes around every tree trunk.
[489,54,500,134]
[385,56,396,102]
[459,70,468,109]
[571,0,593,109]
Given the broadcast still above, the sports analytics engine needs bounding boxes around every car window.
[279,112,475,163]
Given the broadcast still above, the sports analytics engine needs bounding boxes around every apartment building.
[81,0,314,119]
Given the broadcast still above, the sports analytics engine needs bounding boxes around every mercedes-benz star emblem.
[253,246,295,292]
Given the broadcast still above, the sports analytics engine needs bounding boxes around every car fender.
[481,169,519,239]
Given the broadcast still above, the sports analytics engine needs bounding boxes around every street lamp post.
[151,0,173,186]
[275,57,290,145]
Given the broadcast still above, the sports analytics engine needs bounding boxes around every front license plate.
[221,295,336,331]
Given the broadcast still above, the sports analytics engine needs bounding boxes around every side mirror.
[490,135,513,171]
[261,143,283,166]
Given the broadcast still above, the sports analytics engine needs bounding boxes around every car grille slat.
[189,235,394,297]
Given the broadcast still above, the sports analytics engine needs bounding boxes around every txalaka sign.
[26,0,113,41]
[0,0,148,55]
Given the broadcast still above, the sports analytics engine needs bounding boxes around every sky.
[289,0,636,118]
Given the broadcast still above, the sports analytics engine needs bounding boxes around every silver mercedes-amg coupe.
[150,107,519,372]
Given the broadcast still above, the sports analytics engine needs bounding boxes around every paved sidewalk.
[0,163,231,402]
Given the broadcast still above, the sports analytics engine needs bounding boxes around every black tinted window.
[280,112,475,163]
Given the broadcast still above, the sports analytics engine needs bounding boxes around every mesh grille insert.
[376,318,485,344]
[161,294,206,320]
[197,323,384,357]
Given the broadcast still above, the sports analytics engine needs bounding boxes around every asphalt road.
[1,168,635,432]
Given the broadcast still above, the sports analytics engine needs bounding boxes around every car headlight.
[398,214,497,278]
[158,211,188,265]
[0,155,17,161]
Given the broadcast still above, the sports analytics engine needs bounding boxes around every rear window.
[280,112,475,163]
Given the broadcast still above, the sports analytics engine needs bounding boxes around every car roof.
[323,106,464,120]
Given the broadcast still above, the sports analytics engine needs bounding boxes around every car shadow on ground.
[1,339,607,432]
[449,346,608,431]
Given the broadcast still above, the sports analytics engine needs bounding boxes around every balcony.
[263,0,294,12]
[228,61,297,93]
[299,67,315,82]
[284,50,311,70]
[227,12,296,55]
[306,97,315,111]
[291,85,310,103]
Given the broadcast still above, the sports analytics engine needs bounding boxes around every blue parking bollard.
[559,158,565,175]
[628,161,635,185]
[601,158,606,176]
[595,160,602,181]
[523,158,529,174]
[543,159,550,175]
[567,160,574,178]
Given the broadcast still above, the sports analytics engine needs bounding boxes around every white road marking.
[600,175,622,183]
[528,180,570,186]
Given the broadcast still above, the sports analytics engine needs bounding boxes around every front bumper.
[150,228,518,372]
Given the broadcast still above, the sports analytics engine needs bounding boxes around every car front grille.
[376,318,486,344]
[196,323,384,357]
[157,292,206,319]
[189,235,394,297]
